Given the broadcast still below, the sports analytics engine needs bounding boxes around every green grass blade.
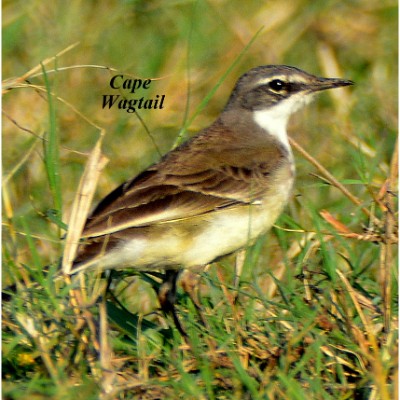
[41,63,62,221]
[174,26,264,146]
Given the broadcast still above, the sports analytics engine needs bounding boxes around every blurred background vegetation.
[2,0,397,399]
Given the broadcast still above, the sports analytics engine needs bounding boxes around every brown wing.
[81,121,285,238]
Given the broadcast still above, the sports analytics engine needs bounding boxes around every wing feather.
[81,121,285,238]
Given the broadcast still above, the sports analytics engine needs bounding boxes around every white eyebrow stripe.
[256,76,287,85]
[255,75,309,86]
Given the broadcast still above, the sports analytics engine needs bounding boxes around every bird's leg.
[180,269,208,328]
[158,269,187,337]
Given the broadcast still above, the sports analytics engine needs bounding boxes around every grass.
[2,0,398,399]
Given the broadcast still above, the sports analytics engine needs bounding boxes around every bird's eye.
[269,79,286,92]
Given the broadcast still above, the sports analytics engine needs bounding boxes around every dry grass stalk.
[61,130,108,273]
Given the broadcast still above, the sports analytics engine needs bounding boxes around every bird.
[71,65,353,335]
